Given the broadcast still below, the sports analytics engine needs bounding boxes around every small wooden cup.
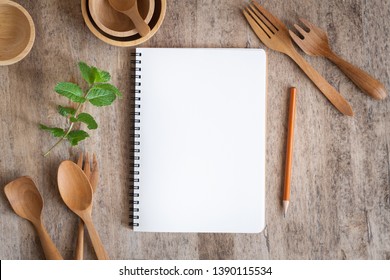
[0,1,35,66]
[89,0,154,37]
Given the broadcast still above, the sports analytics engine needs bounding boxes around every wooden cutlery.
[4,154,106,260]
[57,160,109,260]
[108,0,151,37]
[243,1,354,116]
[4,177,63,260]
[289,18,386,100]
[75,152,99,260]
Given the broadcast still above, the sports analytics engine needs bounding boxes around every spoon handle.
[82,214,109,260]
[75,219,84,260]
[326,51,387,100]
[35,224,63,260]
[126,9,150,37]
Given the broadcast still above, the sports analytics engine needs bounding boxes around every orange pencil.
[283,87,297,217]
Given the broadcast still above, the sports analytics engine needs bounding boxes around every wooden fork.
[243,1,354,116]
[289,18,386,100]
[75,152,99,260]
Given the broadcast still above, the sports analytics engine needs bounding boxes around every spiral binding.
[130,52,142,227]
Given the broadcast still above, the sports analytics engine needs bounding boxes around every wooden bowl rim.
[0,0,35,65]
[81,0,166,47]
[89,0,155,38]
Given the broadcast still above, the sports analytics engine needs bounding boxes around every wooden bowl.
[81,0,166,47]
[89,0,154,37]
[0,1,35,65]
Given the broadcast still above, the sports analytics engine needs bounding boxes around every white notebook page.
[134,48,266,233]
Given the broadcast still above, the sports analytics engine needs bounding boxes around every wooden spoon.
[108,0,150,37]
[4,176,63,260]
[57,160,109,260]
[289,18,387,100]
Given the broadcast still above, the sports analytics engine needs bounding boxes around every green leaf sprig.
[40,62,122,156]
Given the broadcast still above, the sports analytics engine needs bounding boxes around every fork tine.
[299,18,315,30]
[83,152,91,180]
[251,1,285,30]
[92,153,98,171]
[90,153,99,193]
[288,30,309,52]
[77,152,83,168]
[289,30,302,42]
[244,7,271,39]
[248,3,277,34]
[300,17,327,37]
[244,9,266,39]
[293,24,308,37]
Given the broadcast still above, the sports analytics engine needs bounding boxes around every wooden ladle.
[108,0,150,37]
[57,160,109,260]
[4,176,63,260]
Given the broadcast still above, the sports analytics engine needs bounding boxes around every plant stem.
[43,86,92,157]
[43,122,75,157]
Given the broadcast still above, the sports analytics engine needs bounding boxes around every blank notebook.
[131,48,266,233]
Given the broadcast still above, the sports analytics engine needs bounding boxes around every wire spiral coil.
[130,52,142,227]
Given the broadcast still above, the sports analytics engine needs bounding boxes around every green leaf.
[66,130,89,146]
[39,124,66,138]
[78,62,111,84]
[97,83,123,97]
[78,62,94,85]
[87,85,117,107]
[74,113,98,129]
[58,105,76,117]
[55,82,86,103]
[91,66,111,83]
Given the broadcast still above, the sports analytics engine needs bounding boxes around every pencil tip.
[283,200,289,217]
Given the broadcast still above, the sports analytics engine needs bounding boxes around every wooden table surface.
[1,0,389,260]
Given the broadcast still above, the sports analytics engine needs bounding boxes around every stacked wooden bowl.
[0,0,35,65]
[81,0,166,47]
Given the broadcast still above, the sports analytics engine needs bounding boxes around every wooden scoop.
[108,0,150,37]
[4,176,63,260]
[57,160,109,260]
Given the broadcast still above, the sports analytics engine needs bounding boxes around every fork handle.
[288,49,354,116]
[81,213,109,260]
[326,51,386,100]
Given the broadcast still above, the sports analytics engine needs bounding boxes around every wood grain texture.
[0,0,389,260]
